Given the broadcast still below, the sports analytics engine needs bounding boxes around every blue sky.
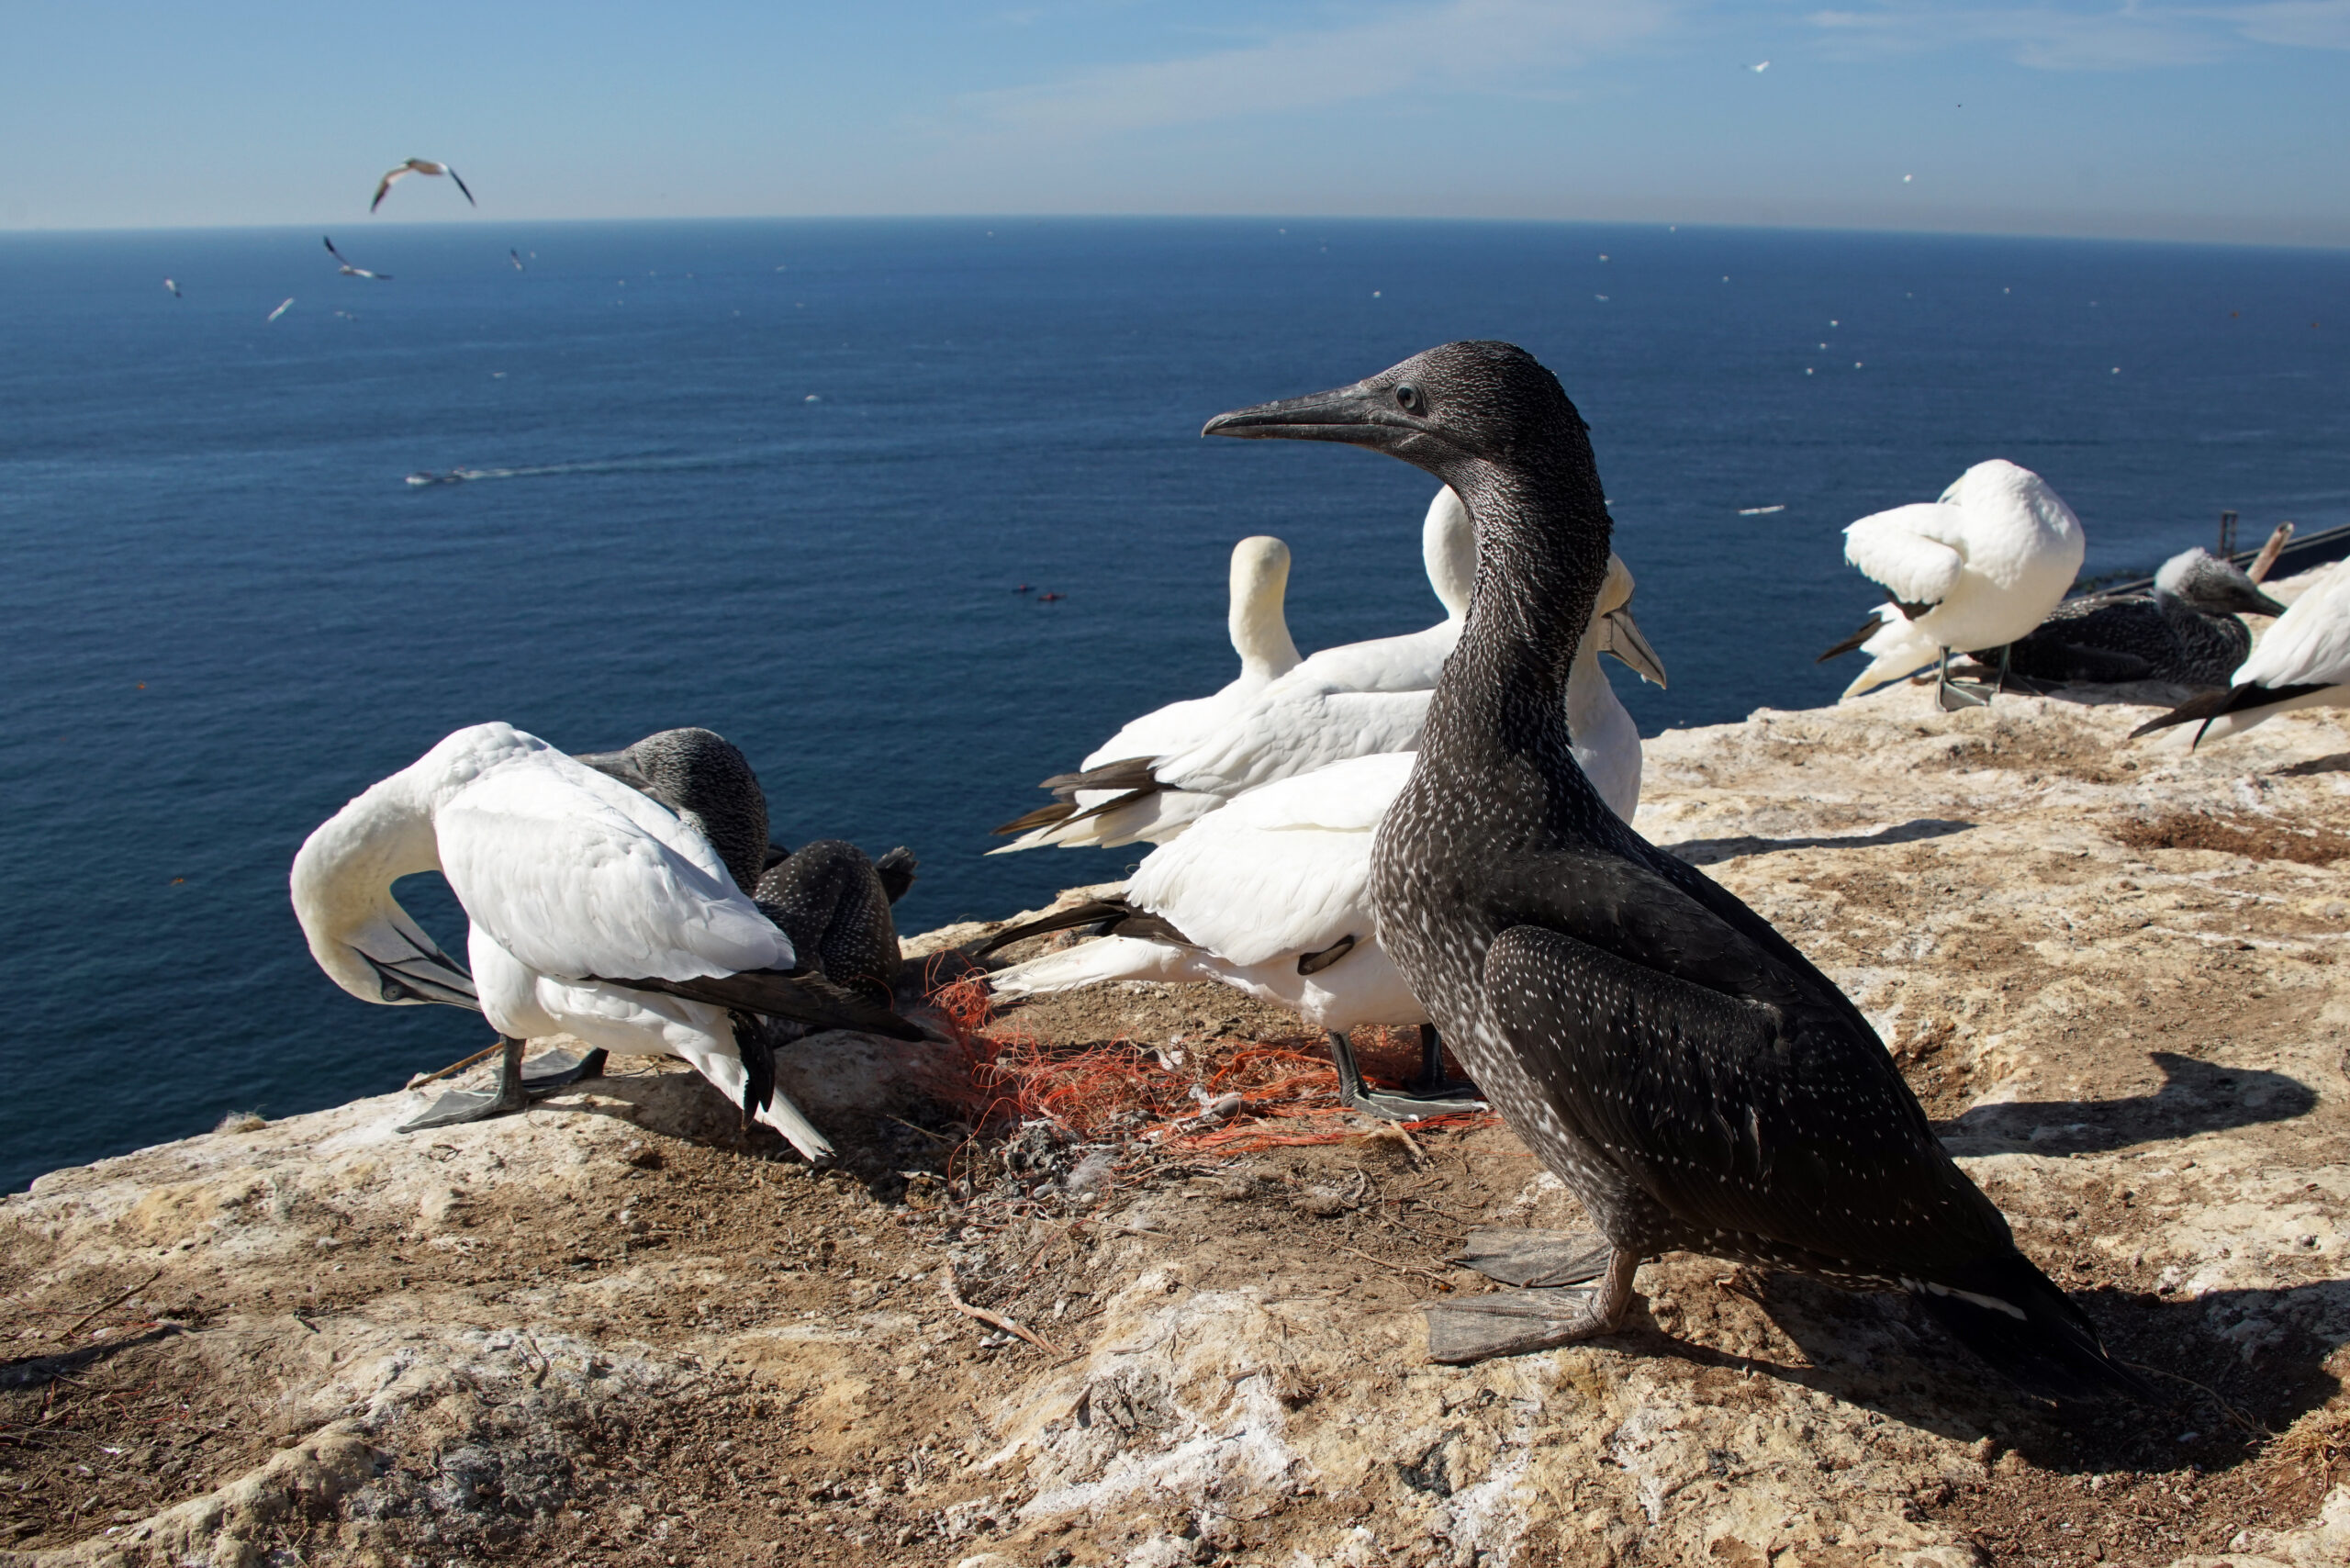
[5,1,2345,241]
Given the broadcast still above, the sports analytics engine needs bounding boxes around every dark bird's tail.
[1914,1252,2154,1404]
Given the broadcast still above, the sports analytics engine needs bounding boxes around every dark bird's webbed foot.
[520,1047,608,1096]
[1327,1029,1487,1121]
[1422,1241,1639,1364]
[399,1037,531,1133]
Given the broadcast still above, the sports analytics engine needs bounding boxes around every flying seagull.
[162,278,183,298]
[267,297,294,323]
[323,235,391,280]
[509,249,525,271]
[372,158,476,213]
[1751,61,1770,72]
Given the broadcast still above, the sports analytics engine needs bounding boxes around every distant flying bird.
[509,249,525,271]
[373,158,475,212]
[1751,61,1769,72]
[162,277,183,298]
[267,297,294,323]
[323,235,391,280]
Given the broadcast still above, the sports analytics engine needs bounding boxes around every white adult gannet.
[2131,561,2350,747]
[979,556,1664,1119]
[1819,458,2084,710]
[991,533,1303,851]
[994,487,1480,852]
[372,158,476,212]
[291,722,916,1154]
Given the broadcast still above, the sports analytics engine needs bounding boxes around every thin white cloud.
[1808,0,2350,69]
[2220,0,2350,49]
[962,0,1673,134]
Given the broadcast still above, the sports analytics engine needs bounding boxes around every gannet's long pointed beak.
[571,748,651,790]
[1203,381,1430,455]
[1600,607,1667,689]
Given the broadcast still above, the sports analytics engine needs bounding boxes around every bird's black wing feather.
[2130,681,2330,739]
[991,799,1078,837]
[1482,922,2009,1275]
[447,167,475,205]
[1039,756,1158,795]
[592,969,925,1041]
[974,897,1192,958]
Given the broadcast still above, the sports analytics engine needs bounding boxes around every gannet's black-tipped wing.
[1039,755,1160,797]
[597,968,926,1041]
[370,170,400,211]
[991,756,1168,836]
[973,898,1189,959]
[990,798,1079,837]
[2131,681,2331,741]
[445,166,475,205]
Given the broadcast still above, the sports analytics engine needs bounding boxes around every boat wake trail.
[404,452,757,487]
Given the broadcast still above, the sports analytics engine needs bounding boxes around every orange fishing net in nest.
[920,973,1494,1155]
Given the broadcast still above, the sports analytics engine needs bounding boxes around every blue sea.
[3,218,2344,1192]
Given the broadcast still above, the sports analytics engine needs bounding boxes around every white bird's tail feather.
[755,1089,834,1162]
[987,935,1203,998]
[679,1046,833,1161]
[1841,617,1942,700]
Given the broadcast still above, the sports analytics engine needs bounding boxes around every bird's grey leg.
[520,1047,608,1095]
[1422,1246,1639,1365]
[1935,646,1990,711]
[1329,1029,1488,1121]
[399,1036,531,1133]
[1412,1024,1480,1099]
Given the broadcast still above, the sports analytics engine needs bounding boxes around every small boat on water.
[405,471,464,487]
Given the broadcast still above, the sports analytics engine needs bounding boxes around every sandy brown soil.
[7,677,2350,1568]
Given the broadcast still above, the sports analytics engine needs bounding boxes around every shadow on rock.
[2275,752,2350,778]
[1635,1271,2348,1477]
[1936,1051,2317,1157]
[0,1324,184,1390]
[1662,818,1975,868]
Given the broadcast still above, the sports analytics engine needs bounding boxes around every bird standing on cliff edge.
[2131,559,2350,747]
[290,722,921,1156]
[978,551,1665,1120]
[1818,459,2084,710]
[1203,342,2146,1400]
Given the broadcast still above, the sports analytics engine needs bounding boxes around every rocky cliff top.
[6,675,2350,1568]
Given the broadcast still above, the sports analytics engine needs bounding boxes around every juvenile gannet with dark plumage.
[977,554,1664,1121]
[372,158,476,212]
[1204,341,2146,1400]
[578,727,920,1117]
[1998,547,2284,689]
[1819,459,2085,710]
[2131,560,2350,747]
[291,722,919,1155]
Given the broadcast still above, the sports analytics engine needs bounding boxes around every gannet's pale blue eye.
[1395,384,1424,414]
